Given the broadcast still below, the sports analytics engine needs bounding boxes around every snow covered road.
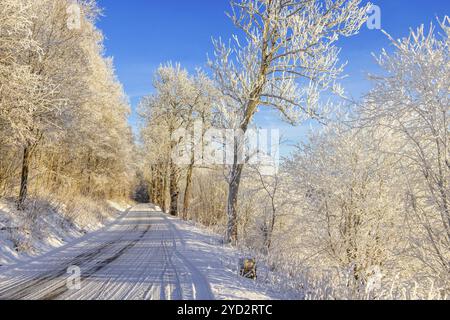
[0,204,215,300]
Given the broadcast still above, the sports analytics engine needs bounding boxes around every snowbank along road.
[0,204,215,300]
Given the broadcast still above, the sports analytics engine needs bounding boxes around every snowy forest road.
[0,204,215,300]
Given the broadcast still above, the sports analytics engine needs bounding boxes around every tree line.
[0,0,134,208]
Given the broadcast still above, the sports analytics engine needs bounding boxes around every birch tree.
[209,0,370,243]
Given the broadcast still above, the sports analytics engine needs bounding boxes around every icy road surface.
[0,204,282,300]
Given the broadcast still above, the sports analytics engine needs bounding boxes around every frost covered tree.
[0,0,40,191]
[0,0,134,208]
[0,0,42,146]
[140,64,216,216]
[284,125,402,290]
[0,1,62,205]
[10,0,102,209]
[362,18,450,287]
[140,64,193,215]
[209,0,370,243]
[180,73,218,220]
[243,138,285,254]
[51,49,133,199]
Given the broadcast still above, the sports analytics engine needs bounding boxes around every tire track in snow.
[0,206,215,300]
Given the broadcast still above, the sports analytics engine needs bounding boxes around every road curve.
[0,204,215,300]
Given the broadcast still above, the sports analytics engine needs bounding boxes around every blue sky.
[96,0,449,155]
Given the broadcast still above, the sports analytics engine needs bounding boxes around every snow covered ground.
[0,204,289,300]
[0,198,130,266]
[165,212,288,300]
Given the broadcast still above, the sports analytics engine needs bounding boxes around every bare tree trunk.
[157,169,164,208]
[150,167,160,206]
[226,162,244,245]
[182,154,195,220]
[86,151,92,196]
[267,204,276,250]
[152,166,161,206]
[224,57,268,244]
[17,145,31,210]
[148,168,154,203]
[162,166,168,213]
[169,161,179,216]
